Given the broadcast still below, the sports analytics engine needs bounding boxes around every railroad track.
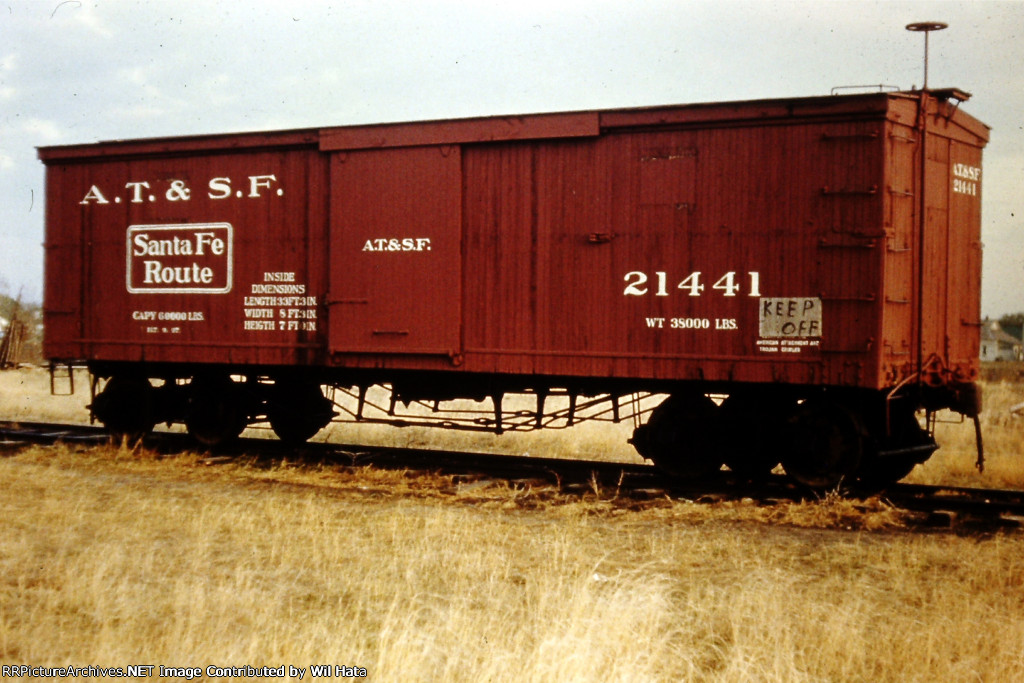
[0,420,112,445]
[2,420,1021,528]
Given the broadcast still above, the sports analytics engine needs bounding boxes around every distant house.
[980,319,1023,361]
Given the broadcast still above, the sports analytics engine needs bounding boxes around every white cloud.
[21,117,64,143]
[114,103,169,121]
[0,52,16,100]
[65,1,115,38]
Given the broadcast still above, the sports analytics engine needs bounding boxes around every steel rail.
[1,420,1021,526]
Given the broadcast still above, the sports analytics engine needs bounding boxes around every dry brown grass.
[906,376,1024,489]
[0,443,1023,680]
[2,367,1023,680]
[0,366,93,425]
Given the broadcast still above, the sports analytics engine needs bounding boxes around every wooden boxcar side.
[39,90,989,485]
[41,130,330,369]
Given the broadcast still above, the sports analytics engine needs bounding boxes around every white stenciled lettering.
[125,181,151,204]
[623,271,648,296]
[953,178,978,196]
[142,261,214,285]
[624,271,761,298]
[79,185,110,205]
[196,231,225,255]
[362,238,432,252]
[134,233,192,256]
[127,223,232,294]
[286,308,317,319]
[251,284,306,294]
[670,317,710,329]
[952,163,981,181]
[165,180,191,201]
[642,316,738,332]
[248,174,278,197]
[132,231,224,257]
[244,308,275,319]
[952,163,981,197]
[241,274,317,334]
[263,272,296,282]
[80,174,284,206]
[208,177,232,199]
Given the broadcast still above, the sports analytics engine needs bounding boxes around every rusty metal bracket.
[818,238,878,249]
[820,293,877,302]
[889,132,918,144]
[820,131,879,141]
[974,414,985,473]
[820,185,879,196]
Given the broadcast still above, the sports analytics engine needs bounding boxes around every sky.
[1,0,1022,316]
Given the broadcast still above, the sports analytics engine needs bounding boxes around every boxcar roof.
[38,89,988,162]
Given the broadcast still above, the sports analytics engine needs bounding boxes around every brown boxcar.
[39,89,989,487]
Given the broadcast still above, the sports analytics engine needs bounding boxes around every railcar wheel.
[719,394,785,479]
[857,408,936,486]
[185,377,248,446]
[631,393,722,478]
[91,376,155,445]
[267,382,334,445]
[781,399,865,491]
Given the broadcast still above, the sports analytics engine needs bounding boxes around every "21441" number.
[623,271,761,297]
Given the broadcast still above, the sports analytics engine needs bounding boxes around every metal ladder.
[49,361,77,396]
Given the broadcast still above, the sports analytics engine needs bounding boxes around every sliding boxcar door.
[327,145,462,358]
